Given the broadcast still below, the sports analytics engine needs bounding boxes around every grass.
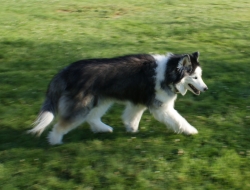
[1,0,250,189]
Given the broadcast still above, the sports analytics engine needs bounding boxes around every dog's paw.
[47,131,63,145]
[125,125,139,133]
[91,125,113,133]
[183,126,198,135]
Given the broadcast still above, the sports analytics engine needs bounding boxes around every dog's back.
[59,54,157,105]
[28,54,158,139]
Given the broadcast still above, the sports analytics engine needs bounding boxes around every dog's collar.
[170,84,179,94]
[161,83,179,94]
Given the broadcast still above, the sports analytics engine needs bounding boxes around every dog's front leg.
[150,106,198,135]
[122,103,146,133]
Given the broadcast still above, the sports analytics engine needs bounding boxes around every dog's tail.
[28,73,65,136]
[27,98,55,136]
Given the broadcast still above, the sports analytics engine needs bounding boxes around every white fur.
[122,102,146,132]
[152,54,176,104]
[86,100,114,133]
[150,104,198,135]
[186,67,207,91]
[176,66,207,95]
[27,111,54,136]
[31,53,207,145]
[48,115,87,145]
[153,54,169,91]
[48,126,63,145]
[150,54,202,135]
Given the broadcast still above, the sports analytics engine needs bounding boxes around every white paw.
[47,131,63,145]
[91,125,113,133]
[125,125,139,133]
[183,126,198,135]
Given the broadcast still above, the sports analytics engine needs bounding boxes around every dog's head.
[165,52,208,95]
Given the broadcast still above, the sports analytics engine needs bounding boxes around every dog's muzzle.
[188,84,200,95]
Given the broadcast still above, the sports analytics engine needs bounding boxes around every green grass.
[1,0,250,189]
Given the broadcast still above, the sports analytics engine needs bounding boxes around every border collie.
[28,52,208,145]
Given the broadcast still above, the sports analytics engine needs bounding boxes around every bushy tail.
[28,112,54,136]
[28,72,65,136]
[27,98,55,136]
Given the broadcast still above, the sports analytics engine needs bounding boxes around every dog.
[28,52,208,145]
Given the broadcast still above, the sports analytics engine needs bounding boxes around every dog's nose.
[203,87,208,91]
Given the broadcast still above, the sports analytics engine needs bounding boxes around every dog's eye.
[194,77,197,79]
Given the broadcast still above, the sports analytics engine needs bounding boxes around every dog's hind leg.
[47,115,87,145]
[47,95,92,145]
[86,100,114,133]
[150,106,198,135]
[122,103,146,133]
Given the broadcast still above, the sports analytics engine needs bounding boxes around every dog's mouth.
[188,84,200,95]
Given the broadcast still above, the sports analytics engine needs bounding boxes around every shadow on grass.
[1,38,250,155]
[0,123,178,151]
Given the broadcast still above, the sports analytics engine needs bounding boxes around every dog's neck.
[169,84,179,94]
[153,84,178,108]
[161,82,179,94]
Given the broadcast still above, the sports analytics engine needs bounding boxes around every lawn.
[1,0,250,189]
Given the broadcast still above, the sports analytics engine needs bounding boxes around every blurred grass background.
[1,0,250,189]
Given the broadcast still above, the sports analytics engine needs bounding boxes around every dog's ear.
[175,81,187,96]
[177,54,191,71]
[192,51,200,61]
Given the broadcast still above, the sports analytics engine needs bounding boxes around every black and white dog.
[28,52,208,145]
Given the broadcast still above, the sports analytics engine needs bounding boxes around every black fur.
[29,52,205,142]
[46,55,157,113]
[44,52,200,117]
[161,52,200,89]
